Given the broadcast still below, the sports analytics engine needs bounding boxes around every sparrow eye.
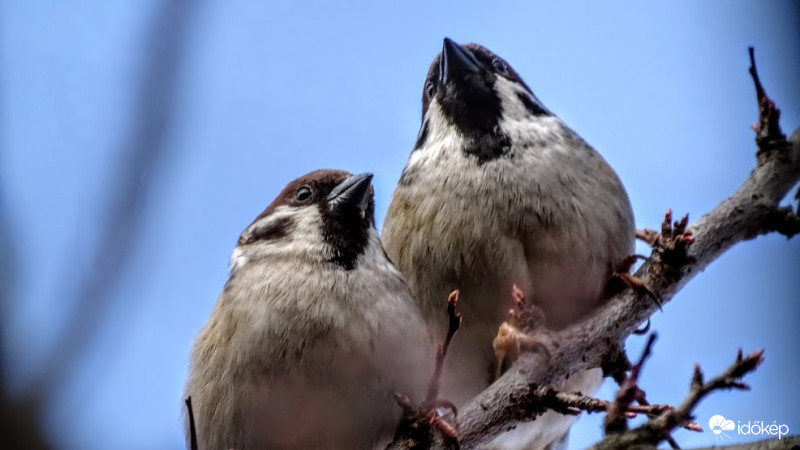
[491,58,508,75]
[294,185,313,204]
[425,81,436,100]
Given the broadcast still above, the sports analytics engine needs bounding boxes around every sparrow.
[185,170,432,450]
[382,38,635,449]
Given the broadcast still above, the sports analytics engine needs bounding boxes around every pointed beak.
[327,173,373,215]
[441,37,481,83]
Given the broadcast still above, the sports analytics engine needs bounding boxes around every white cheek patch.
[494,77,532,121]
[493,77,565,146]
[230,205,328,273]
[230,246,249,273]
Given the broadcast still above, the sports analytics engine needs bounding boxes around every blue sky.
[1,1,798,449]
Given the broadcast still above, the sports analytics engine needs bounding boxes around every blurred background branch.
[4,1,197,445]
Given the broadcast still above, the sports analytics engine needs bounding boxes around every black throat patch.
[440,72,503,135]
[437,68,512,164]
[319,201,374,271]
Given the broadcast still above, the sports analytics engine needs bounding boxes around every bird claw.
[619,273,661,310]
[426,409,460,449]
[605,256,662,310]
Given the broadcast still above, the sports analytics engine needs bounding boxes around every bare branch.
[748,47,785,153]
[604,333,657,435]
[594,349,765,449]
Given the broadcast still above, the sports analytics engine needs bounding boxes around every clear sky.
[1,1,798,449]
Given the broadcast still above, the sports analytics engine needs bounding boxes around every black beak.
[441,37,481,84]
[327,173,373,215]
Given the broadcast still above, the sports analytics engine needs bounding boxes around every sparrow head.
[412,38,555,164]
[233,170,376,271]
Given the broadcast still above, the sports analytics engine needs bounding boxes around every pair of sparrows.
[185,38,635,450]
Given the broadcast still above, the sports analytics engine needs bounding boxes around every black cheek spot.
[413,120,429,151]
[516,92,549,116]
[240,216,295,245]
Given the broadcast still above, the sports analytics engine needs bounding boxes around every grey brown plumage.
[186,170,432,449]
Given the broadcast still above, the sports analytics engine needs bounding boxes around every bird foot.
[605,255,662,310]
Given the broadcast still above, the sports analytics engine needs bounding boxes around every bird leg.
[605,254,661,312]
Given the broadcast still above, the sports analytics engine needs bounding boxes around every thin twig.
[424,290,462,405]
[528,385,669,418]
[604,334,656,435]
[748,47,785,153]
[659,349,765,432]
[596,350,764,449]
[391,292,463,450]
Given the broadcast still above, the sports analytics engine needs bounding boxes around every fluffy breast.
[187,231,431,449]
[385,120,635,328]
